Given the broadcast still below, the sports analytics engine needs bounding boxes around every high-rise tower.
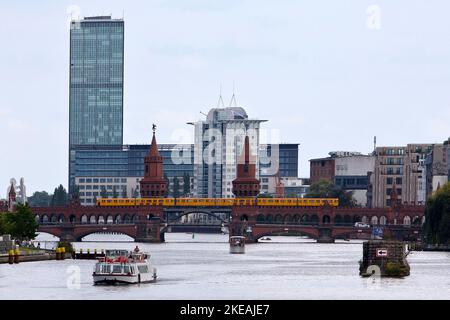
[68,16,124,194]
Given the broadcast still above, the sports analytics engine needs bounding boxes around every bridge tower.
[232,136,260,197]
[140,125,168,198]
[230,135,260,241]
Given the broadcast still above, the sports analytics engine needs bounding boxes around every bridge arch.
[274,214,283,223]
[352,215,361,223]
[412,215,421,226]
[284,214,292,224]
[81,215,88,224]
[58,214,65,223]
[256,214,265,223]
[167,210,228,224]
[76,230,136,242]
[254,228,318,241]
[322,215,331,224]
[35,215,40,224]
[361,216,368,224]
[115,214,122,224]
[42,215,49,224]
[266,214,273,224]
[403,215,411,226]
[292,214,300,224]
[51,215,57,223]
[89,215,97,224]
[301,214,309,223]
[371,216,378,225]
[106,215,114,224]
[69,215,77,223]
[98,216,105,224]
[379,215,387,225]
[123,215,131,223]
[240,214,249,222]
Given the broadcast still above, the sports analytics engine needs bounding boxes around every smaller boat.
[229,236,246,254]
[93,249,157,285]
[261,237,272,241]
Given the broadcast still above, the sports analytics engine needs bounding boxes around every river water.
[0,233,449,300]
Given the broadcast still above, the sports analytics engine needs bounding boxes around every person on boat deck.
[134,246,140,253]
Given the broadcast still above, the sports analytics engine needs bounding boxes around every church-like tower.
[232,136,261,197]
[8,181,16,212]
[140,126,167,198]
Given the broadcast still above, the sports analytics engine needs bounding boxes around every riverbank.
[0,249,72,264]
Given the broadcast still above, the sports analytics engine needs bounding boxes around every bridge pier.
[316,227,335,243]
[135,221,164,243]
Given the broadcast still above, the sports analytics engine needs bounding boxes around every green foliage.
[305,179,357,208]
[385,262,408,277]
[112,186,118,198]
[2,204,38,241]
[50,185,68,207]
[27,191,52,207]
[132,188,140,198]
[100,186,108,198]
[257,193,274,198]
[425,183,450,245]
[58,241,74,254]
[173,177,180,198]
[183,173,191,196]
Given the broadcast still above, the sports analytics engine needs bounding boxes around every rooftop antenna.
[200,111,207,117]
[374,136,377,151]
[229,81,238,107]
[217,84,225,108]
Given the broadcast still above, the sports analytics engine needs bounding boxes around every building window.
[386,178,393,185]
[396,177,402,185]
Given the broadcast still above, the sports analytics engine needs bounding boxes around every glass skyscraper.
[68,16,124,193]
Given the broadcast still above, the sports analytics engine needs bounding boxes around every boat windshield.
[105,250,129,258]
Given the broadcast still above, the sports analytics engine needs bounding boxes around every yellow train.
[96,197,339,207]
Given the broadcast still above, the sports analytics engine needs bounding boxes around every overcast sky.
[1,0,450,196]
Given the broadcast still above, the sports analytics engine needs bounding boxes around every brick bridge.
[32,202,424,243]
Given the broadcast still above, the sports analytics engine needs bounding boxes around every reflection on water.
[1,233,449,300]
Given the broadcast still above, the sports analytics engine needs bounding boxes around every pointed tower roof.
[8,181,16,197]
[232,135,260,197]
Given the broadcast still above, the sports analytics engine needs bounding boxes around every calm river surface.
[1,233,449,300]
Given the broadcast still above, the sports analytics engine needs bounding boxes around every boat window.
[101,264,111,274]
[123,265,131,274]
[112,264,122,274]
[138,265,149,273]
[95,264,102,273]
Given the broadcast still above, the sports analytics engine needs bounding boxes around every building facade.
[259,144,299,195]
[193,107,266,198]
[69,16,125,193]
[424,140,450,198]
[370,144,433,208]
[71,144,193,205]
[334,155,374,206]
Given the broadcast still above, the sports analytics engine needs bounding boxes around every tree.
[112,186,118,199]
[183,173,191,196]
[50,185,68,207]
[257,193,274,198]
[132,188,140,198]
[173,177,180,198]
[424,182,450,245]
[305,179,357,208]
[3,204,38,241]
[27,191,52,207]
[100,186,108,199]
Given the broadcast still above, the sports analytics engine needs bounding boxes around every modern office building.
[309,152,374,206]
[71,144,193,205]
[192,106,267,198]
[259,143,300,195]
[68,16,125,194]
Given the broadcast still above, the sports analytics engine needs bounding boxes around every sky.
[1,0,450,196]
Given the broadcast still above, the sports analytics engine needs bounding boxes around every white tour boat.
[93,249,157,285]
